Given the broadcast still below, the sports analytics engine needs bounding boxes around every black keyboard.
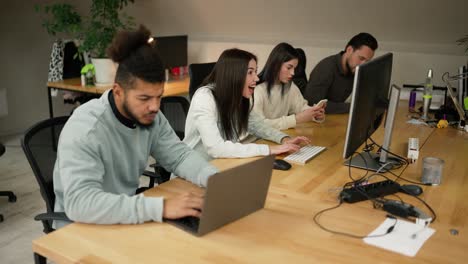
[173,216,200,231]
[339,180,401,203]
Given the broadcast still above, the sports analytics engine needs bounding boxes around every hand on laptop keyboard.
[177,216,200,230]
[163,192,204,219]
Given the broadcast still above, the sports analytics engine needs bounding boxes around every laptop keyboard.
[174,216,200,231]
[284,145,326,164]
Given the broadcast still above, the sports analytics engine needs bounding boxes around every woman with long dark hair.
[183,48,309,160]
[253,43,326,130]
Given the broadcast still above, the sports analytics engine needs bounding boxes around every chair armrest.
[142,170,162,188]
[34,212,70,222]
[142,170,158,178]
[142,165,171,187]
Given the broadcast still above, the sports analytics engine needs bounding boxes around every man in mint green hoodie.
[53,25,218,229]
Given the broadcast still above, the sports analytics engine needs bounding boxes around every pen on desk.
[411,226,427,239]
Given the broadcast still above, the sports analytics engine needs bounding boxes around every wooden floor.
[0,134,44,264]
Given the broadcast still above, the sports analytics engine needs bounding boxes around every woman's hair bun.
[107,25,153,63]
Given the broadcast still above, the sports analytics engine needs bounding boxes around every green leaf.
[36,0,135,58]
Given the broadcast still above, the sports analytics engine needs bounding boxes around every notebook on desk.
[165,155,274,236]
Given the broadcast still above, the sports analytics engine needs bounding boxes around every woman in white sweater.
[183,48,310,161]
[253,43,326,130]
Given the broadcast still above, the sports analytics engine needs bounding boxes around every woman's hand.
[269,143,301,155]
[281,136,311,145]
[296,106,325,124]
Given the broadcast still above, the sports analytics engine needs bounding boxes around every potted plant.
[35,3,82,40]
[36,0,135,85]
[80,0,135,85]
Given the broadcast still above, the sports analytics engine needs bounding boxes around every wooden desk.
[32,106,468,263]
[46,76,190,118]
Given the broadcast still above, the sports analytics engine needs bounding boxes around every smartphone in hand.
[316,99,328,108]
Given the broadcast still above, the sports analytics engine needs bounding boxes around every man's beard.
[122,98,156,128]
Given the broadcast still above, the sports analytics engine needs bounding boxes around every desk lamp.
[442,71,468,131]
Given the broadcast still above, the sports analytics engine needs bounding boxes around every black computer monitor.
[154,35,188,69]
[343,53,401,171]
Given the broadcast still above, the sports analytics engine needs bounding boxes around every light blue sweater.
[53,90,218,228]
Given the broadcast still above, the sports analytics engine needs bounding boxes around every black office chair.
[0,143,17,223]
[22,116,171,263]
[188,62,216,100]
[142,96,191,189]
[21,116,71,234]
[160,96,190,139]
[22,116,165,227]
[292,48,308,95]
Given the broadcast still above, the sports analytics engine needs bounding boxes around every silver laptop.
[165,155,274,236]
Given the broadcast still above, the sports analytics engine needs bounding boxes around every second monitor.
[343,53,402,171]
[154,35,188,71]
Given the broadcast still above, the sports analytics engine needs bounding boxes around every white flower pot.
[91,58,117,86]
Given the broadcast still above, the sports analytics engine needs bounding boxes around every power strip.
[408,138,419,163]
[340,180,401,203]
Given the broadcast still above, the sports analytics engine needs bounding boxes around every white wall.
[186,40,466,93]
[0,89,7,117]
[134,0,466,54]
[1,0,467,135]
[131,0,467,99]
[0,1,53,136]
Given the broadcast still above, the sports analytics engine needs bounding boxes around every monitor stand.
[344,84,402,172]
[344,151,401,172]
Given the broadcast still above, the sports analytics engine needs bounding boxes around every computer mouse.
[273,159,291,171]
[399,184,423,196]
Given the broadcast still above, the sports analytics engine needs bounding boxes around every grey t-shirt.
[304,52,354,114]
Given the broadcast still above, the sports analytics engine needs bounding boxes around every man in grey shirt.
[53,25,218,228]
[304,33,378,114]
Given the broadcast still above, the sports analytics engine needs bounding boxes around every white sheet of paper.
[363,218,435,257]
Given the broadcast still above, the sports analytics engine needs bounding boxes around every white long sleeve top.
[183,85,288,160]
[253,82,311,130]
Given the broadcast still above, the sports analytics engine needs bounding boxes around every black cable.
[363,161,436,223]
[347,151,370,183]
[369,124,436,168]
[385,193,404,203]
[385,168,432,186]
[386,162,408,183]
[367,135,435,185]
[365,161,436,221]
[412,194,437,223]
[344,149,435,224]
[324,129,437,238]
[368,136,409,166]
[344,152,393,209]
[313,199,398,239]
[364,173,392,183]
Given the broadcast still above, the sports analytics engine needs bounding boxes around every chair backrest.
[188,62,216,99]
[159,96,190,140]
[21,116,69,216]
